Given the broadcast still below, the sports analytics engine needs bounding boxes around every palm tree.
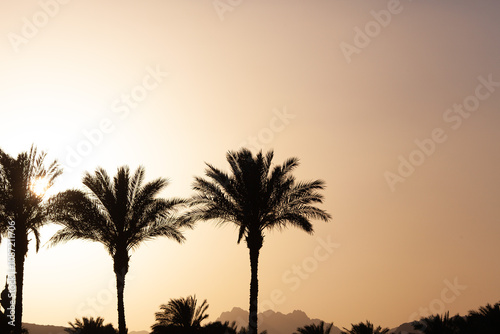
[236,327,267,334]
[151,295,209,332]
[65,317,117,334]
[466,302,500,333]
[47,166,190,334]
[295,321,333,334]
[412,312,463,334]
[201,321,238,334]
[188,149,331,334]
[342,321,389,334]
[0,145,61,334]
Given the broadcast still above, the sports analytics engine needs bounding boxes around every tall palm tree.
[188,149,331,334]
[295,321,333,334]
[47,166,190,334]
[65,317,117,334]
[152,295,209,332]
[0,145,61,334]
[341,321,389,334]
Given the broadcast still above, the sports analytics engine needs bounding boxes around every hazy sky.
[1,0,500,332]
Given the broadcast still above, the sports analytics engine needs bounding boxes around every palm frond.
[128,166,145,205]
[127,216,186,251]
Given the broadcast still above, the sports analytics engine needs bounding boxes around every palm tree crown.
[342,321,389,334]
[0,145,61,247]
[48,166,190,334]
[189,149,331,334]
[190,149,331,244]
[467,302,500,332]
[152,295,209,331]
[295,321,333,334]
[65,317,117,334]
[412,312,464,334]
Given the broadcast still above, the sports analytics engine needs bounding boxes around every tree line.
[0,145,331,334]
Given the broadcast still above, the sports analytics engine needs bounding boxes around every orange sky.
[1,0,500,332]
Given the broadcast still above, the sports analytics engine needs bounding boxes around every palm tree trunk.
[14,231,27,334]
[114,250,129,334]
[115,272,127,334]
[248,243,260,334]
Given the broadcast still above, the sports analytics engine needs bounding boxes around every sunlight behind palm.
[30,176,50,198]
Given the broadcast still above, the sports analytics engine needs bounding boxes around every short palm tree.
[65,317,117,334]
[236,327,267,334]
[188,149,331,334]
[342,321,389,334]
[0,145,61,334]
[295,321,333,334]
[47,166,190,334]
[152,295,209,332]
[201,321,238,334]
[467,302,500,333]
[412,312,463,334]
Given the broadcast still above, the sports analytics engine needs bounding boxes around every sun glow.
[31,177,50,198]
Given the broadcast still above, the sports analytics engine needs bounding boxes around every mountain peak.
[216,308,341,334]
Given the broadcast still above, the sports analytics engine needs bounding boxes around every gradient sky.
[1,0,500,332]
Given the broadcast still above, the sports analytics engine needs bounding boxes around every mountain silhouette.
[22,323,67,334]
[388,322,423,334]
[216,307,342,334]
[19,316,423,334]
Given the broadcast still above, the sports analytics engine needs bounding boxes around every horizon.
[16,303,500,333]
[1,1,500,332]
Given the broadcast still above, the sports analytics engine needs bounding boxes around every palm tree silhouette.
[65,317,117,334]
[0,146,61,334]
[295,321,333,334]
[466,302,500,333]
[236,327,267,334]
[47,166,190,334]
[201,321,238,334]
[341,321,389,334]
[188,149,331,334]
[412,312,463,334]
[151,295,209,332]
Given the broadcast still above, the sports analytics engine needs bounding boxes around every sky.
[0,0,500,332]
